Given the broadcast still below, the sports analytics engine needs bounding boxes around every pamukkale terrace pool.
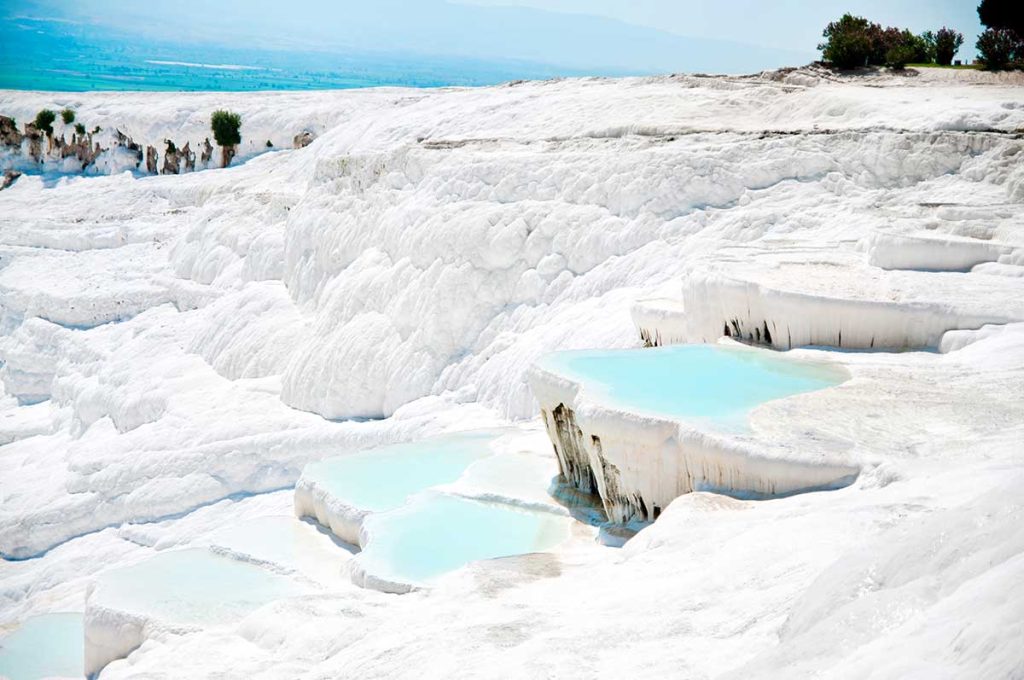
[356,492,571,587]
[294,430,581,593]
[297,431,499,515]
[0,612,84,680]
[531,343,857,523]
[535,344,848,432]
[89,548,305,627]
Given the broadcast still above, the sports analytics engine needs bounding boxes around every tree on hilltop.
[976,0,1023,70]
[819,14,873,69]
[934,28,964,66]
[978,0,1023,36]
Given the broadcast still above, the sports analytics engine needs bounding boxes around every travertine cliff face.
[200,137,213,167]
[113,128,143,167]
[182,142,195,172]
[1,168,21,190]
[161,141,197,175]
[1,112,312,176]
[1,120,144,173]
[23,122,43,162]
[0,115,22,147]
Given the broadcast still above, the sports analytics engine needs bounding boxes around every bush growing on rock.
[34,109,57,135]
[60,108,75,125]
[74,122,86,136]
[210,110,242,147]
[211,110,242,167]
[934,27,964,65]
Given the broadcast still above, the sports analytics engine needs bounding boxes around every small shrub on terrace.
[210,110,242,147]
[34,109,56,135]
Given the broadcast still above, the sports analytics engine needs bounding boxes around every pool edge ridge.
[528,351,860,525]
[293,474,369,548]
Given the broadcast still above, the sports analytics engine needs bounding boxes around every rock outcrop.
[24,123,43,162]
[200,138,213,167]
[113,129,144,168]
[161,141,180,175]
[0,115,22,147]
[293,130,315,148]
[181,142,195,172]
[71,134,101,167]
[1,114,286,176]
[1,169,21,191]
[2,117,99,169]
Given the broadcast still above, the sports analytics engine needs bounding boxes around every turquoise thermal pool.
[0,613,84,680]
[299,430,580,588]
[537,344,846,430]
[301,431,500,513]
[358,493,571,585]
[92,548,304,626]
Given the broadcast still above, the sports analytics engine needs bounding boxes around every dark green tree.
[60,108,75,125]
[819,14,873,69]
[934,28,964,65]
[919,31,938,62]
[978,0,1023,35]
[886,44,917,69]
[976,27,1020,69]
[869,26,905,65]
[909,31,937,62]
[210,110,242,147]
[211,110,242,167]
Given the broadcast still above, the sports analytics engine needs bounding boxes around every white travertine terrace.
[529,350,860,523]
[631,245,1024,351]
[2,66,1024,679]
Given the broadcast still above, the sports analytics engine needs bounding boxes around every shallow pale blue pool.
[538,344,846,430]
[303,431,500,513]
[359,493,571,585]
[0,612,83,680]
[93,549,303,626]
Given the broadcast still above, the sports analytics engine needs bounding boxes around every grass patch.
[907,62,982,70]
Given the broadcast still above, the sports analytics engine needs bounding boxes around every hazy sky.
[11,0,986,77]
[464,0,985,59]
